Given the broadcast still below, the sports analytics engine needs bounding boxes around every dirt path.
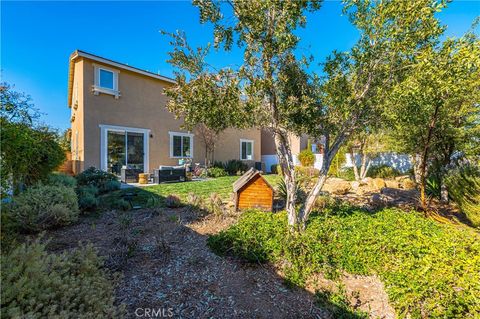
[46,207,329,318]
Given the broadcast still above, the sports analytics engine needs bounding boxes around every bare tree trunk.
[350,150,360,181]
[419,103,440,212]
[272,129,298,229]
[297,134,345,229]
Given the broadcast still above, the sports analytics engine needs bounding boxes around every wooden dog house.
[233,168,274,211]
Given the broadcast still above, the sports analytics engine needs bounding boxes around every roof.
[67,50,176,107]
[233,168,274,193]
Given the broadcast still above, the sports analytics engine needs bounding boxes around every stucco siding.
[72,57,261,173]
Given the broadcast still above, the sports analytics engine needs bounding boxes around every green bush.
[224,159,248,176]
[367,164,401,178]
[336,167,355,181]
[209,208,480,318]
[1,239,124,318]
[76,167,119,194]
[9,184,79,232]
[77,185,99,211]
[1,120,66,195]
[48,173,77,188]
[298,149,315,167]
[207,167,228,178]
[165,195,181,208]
[445,164,480,227]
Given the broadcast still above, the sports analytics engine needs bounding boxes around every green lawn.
[100,174,281,209]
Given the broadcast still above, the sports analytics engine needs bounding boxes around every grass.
[100,175,281,209]
[208,208,480,318]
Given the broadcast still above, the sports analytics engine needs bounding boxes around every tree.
[346,130,389,181]
[0,84,65,195]
[0,82,41,124]
[164,0,446,230]
[195,123,219,166]
[386,33,480,211]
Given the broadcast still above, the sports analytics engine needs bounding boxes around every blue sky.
[2,0,479,131]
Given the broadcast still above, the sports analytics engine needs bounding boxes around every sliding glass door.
[107,130,144,175]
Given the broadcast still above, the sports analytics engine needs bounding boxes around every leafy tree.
[0,82,41,124]
[386,33,480,211]
[195,123,219,167]
[297,0,446,225]
[345,130,389,181]
[1,84,65,195]
[164,0,446,230]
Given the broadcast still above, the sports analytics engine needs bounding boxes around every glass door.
[107,131,126,175]
[107,130,144,175]
[126,132,144,171]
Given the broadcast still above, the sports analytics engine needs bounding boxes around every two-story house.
[68,50,262,175]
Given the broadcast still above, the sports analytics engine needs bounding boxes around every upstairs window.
[93,65,120,98]
[169,132,193,158]
[99,69,114,90]
[240,139,254,160]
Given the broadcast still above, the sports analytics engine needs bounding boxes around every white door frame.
[99,124,150,173]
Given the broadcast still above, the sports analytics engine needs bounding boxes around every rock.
[402,179,417,190]
[351,181,361,190]
[385,180,400,188]
[367,178,386,191]
[371,193,386,207]
[323,180,352,195]
[395,175,410,182]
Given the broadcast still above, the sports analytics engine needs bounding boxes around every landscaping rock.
[385,180,400,188]
[402,179,417,190]
[323,179,352,195]
[372,178,386,190]
[351,181,361,190]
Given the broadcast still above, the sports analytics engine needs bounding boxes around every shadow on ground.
[44,188,366,319]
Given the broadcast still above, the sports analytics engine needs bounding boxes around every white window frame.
[99,124,150,173]
[240,139,254,161]
[93,64,120,98]
[169,131,194,158]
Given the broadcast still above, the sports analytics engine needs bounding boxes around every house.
[68,50,261,175]
[233,168,274,211]
[261,130,324,172]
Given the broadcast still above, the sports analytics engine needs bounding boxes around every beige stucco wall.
[260,129,308,156]
[70,60,85,174]
[70,57,261,173]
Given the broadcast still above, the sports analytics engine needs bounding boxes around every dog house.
[233,168,274,211]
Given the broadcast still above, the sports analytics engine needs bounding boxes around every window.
[93,65,120,98]
[169,132,193,158]
[99,69,114,89]
[240,139,254,160]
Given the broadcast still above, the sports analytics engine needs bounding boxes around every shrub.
[336,167,355,181]
[207,167,228,178]
[224,159,248,176]
[1,120,66,195]
[77,185,99,211]
[208,192,226,218]
[445,164,480,227]
[9,184,79,232]
[298,149,315,167]
[165,195,181,208]
[209,208,480,318]
[48,173,77,188]
[76,167,118,194]
[367,164,401,179]
[1,239,124,318]
[187,192,202,208]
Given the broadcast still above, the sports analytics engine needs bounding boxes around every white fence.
[345,153,412,173]
[262,152,411,173]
